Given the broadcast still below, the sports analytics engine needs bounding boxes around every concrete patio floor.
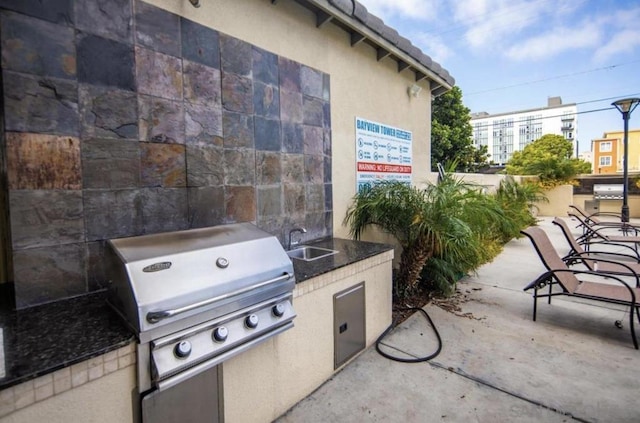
[276,217,640,423]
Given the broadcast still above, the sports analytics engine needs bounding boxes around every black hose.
[375,307,442,363]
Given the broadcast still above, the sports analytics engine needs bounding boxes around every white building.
[470,96,577,165]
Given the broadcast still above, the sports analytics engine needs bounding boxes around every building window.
[599,141,612,152]
[599,156,612,166]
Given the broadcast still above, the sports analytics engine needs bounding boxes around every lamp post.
[612,98,640,223]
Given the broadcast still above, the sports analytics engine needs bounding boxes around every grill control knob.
[174,340,192,358]
[213,326,228,342]
[272,303,285,317]
[245,314,259,329]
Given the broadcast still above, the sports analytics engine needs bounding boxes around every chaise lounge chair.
[568,212,640,251]
[521,226,640,349]
[568,204,640,237]
[552,217,640,269]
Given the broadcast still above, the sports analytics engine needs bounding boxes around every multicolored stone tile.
[279,90,303,123]
[257,186,282,218]
[9,190,85,249]
[79,84,138,139]
[324,184,333,210]
[183,60,221,106]
[302,96,324,127]
[282,154,304,184]
[324,156,332,183]
[282,122,304,154]
[254,117,281,151]
[6,132,80,190]
[188,186,225,228]
[256,151,281,185]
[283,184,305,217]
[83,189,144,241]
[139,188,189,233]
[77,33,135,91]
[278,57,300,93]
[220,34,251,76]
[221,72,253,114]
[81,138,140,189]
[225,186,256,223]
[3,71,79,135]
[181,17,219,68]
[136,46,183,100]
[1,11,76,79]
[304,155,324,184]
[300,65,323,99]
[86,241,111,291]
[253,82,279,119]
[134,0,180,57]
[252,47,278,86]
[222,111,254,149]
[223,149,256,185]
[138,94,185,143]
[75,0,133,44]
[305,184,324,212]
[303,125,323,155]
[13,243,87,308]
[0,0,74,25]
[140,142,186,187]
[185,101,223,145]
[186,145,225,186]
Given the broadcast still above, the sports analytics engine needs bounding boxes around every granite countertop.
[0,238,392,391]
[291,237,393,283]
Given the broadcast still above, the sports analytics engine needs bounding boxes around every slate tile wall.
[0,0,332,308]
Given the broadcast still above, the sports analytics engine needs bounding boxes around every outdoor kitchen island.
[0,238,393,423]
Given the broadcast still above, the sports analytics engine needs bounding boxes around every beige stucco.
[0,367,136,423]
[222,251,393,423]
[150,0,433,240]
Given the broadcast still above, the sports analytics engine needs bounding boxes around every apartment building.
[592,129,640,174]
[470,96,577,165]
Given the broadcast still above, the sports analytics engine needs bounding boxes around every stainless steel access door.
[333,282,366,369]
[141,365,222,423]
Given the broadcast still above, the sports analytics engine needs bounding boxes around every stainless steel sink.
[287,246,338,261]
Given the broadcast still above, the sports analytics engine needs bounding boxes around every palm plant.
[344,175,517,296]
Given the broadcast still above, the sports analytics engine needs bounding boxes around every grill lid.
[107,223,295,336]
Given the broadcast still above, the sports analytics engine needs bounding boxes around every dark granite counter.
[291,237,393,283]
[0,291,134,390]
[0,238,392,392]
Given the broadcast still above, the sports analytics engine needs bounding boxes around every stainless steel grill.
[106,223,296,421]
[594,183,624,200]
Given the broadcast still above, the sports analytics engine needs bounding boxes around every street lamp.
[612,97,640,223]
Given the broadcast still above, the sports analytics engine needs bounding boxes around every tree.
[506,134,591,187]
[344,176,516,297]
[431,86,489,172]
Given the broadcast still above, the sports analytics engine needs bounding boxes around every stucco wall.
[222,251,393,422]
[151,0,433,239]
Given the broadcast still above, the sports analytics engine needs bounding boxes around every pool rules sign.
[355,117,412,192]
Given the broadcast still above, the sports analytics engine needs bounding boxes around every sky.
[357,0,640,153]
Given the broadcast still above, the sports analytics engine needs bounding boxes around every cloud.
[504,26,601,61]
[593,29,640,62]
[358,0,442,22]
[412,34,454,64]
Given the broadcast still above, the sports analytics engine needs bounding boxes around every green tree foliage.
[506,134,591,187]
[344,176,518,297]
[431,86,489,172]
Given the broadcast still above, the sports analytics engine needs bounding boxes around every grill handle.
[146,272,292,324]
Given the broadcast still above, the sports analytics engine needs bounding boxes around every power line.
[465,60,640,96]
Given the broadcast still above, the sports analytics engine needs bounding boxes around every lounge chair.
[521,226,640,349]
[568,205,640,237]
[568,212,640,250]
[552,217,640,269]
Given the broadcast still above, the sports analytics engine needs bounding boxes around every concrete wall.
[222,251,393,422]
[152,0,433,240]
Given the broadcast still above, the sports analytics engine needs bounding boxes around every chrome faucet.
[288,227,307,250]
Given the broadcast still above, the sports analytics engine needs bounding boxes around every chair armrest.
[540,268,638,301]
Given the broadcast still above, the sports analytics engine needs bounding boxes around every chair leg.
[630,305,638,350]
[548,282,552,305]
[533,287,538,321]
